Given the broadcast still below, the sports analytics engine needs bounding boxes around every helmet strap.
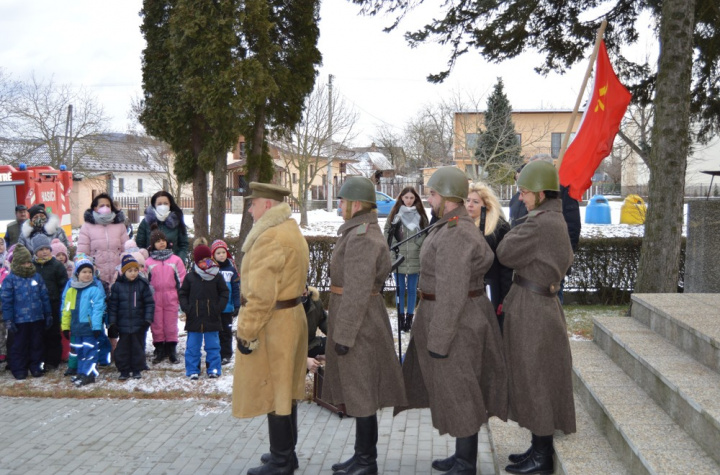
[344,200,354,219]
[436,197,447,219]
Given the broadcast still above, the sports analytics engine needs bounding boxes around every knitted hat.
[193,245,212,264]
[30,233,52,253]
[120,254,140,274]
[28,203,47,219]
[51,239,68,258]
[11,244,32,271]
[149,223,167,250]
[74,258,94,276]
[211,240,228,257]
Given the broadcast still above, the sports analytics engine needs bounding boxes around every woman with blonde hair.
[466,182,513,332]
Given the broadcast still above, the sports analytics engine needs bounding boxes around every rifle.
[389,220,439,253]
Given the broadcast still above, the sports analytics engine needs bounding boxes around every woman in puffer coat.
[383,186,428,333]
[76,193,129,285]
[136,191,189,263]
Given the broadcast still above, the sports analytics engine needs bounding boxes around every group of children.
[0,224,241,385]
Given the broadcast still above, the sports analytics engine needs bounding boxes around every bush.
[226,233,685,307]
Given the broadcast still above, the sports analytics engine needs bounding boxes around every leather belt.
[420,289,484,301]
[330,285,380,296]
[512,274,560,298]
[240,296,303,309]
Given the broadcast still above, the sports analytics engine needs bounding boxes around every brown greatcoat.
[232,203,309,419]
[396,206,508,438]
[496,198,576,436]
[323,210,407,417]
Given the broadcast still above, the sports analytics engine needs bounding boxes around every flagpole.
[556,20,608,169]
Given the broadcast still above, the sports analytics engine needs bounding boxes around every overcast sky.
[0,0,715,184]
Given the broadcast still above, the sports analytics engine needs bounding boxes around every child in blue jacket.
[210,240,240,365]
[0,244,52,380]
[61,258,106,387]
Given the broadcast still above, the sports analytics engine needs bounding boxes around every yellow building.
[453,110,581,175]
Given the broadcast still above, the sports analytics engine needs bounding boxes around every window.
[310,165,315,176]
[292,173,297,184]
[515,133,522,145]
[239,141,245,156]
[465,133,480,150]
[551,132,576,158]
[118,178,124,193]
[138,179,143,193]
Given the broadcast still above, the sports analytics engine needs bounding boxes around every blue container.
[585,194,612,224]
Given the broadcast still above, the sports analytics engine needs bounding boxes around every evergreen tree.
[474,78,521,184]
[139,0,242,238]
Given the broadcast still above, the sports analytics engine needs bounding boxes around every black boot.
[403,314,414,332]
[505,434,554,475]
[247,413,295,475]
[167,342,179,364]
[333,414,378,474]
[439,433,477,474]
[152,342,165,364]
[397,313,406,333]
[260,405,299,469]
[431,455,455,471]
[508,434,536,463]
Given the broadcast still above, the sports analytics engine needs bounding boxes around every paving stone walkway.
[0,397,495,474]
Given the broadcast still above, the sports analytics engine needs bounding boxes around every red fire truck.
[0,164,73,239]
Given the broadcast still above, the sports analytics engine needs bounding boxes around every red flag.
[559,41,631,200]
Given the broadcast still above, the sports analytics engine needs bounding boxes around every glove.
[107,324,119,339]
[45,316,53,330]
[7,321,18,334]
[334,343,350,356]
[429,350,448,359]
[237,338,254,355]
[92,330,101,339]
[232,308,239,318]
[62,330,70,340]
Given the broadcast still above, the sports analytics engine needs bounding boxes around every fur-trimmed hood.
[21,213,60,238]
[241,203,292,253]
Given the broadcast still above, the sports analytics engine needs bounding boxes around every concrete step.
[488,397,626,474]
[571,340,720,474]
[631,293,720,373]
[593,316,720,466]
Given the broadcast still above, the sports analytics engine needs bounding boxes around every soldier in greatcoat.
[231,182,310,475]
[496,160,576,475]
[397,167,508,475]
[323,176,407,475]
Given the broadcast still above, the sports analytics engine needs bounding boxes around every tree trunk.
[237,105,267,265]
[635,0,696,293]
[210,150,227,239]
[299,167,308,227]
[192,164,209,240]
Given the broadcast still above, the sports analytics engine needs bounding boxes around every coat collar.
[431,205,468,230]
[241,202,292,253]
[337,210,377,236]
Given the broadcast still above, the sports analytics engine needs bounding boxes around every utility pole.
[326,74,334,212]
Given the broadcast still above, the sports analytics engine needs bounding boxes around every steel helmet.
[337,176,376,204]
[427,167,469,201]
[517,160,559,192]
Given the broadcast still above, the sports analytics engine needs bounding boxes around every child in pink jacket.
[145,224,186,365]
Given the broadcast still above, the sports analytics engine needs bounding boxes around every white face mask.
[155,204,171,221]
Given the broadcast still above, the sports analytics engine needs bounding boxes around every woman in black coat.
[466,182,514,333]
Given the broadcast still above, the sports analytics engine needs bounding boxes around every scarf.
[92,210,117,225]
[150,249,174,261]
[70,276,95,289]
[398,206,421,231]
[34,255,52,265]
[194,264,219,281]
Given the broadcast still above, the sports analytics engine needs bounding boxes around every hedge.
[223,235,685,306]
